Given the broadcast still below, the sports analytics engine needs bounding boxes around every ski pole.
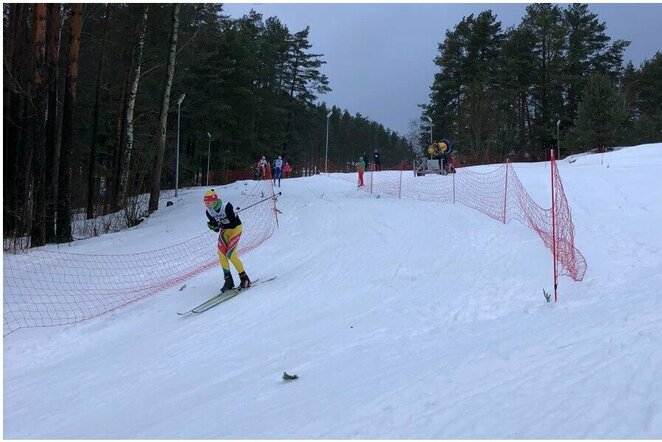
[236,192,282,213]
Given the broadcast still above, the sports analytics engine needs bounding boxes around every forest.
[423,4,662,164]
[4,3,661,249]
[3,4,412,248]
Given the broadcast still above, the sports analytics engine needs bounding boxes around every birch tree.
[118,4,149,204]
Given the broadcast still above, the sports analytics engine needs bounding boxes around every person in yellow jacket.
[204,189,251,292]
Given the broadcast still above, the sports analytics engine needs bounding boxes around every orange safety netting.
[3,180,279,336]
[339,156,587,288]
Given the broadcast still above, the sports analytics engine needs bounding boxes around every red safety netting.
[336,156,587,290]
[3,180,279,336]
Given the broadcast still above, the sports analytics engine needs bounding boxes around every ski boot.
[221,273,235,293]
[239,271,251,289]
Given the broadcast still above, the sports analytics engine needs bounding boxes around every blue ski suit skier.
[204,189,251,292]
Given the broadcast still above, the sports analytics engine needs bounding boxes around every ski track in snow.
[4,144,662,438]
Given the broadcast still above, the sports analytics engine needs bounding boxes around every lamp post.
[425,116,433,144]
[325,110,332,174]
[556,119,561,160]
[206,132,211,186]
[175,93,185,197]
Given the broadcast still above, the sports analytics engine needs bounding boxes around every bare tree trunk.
[44,3,62,242]
[118,4,149,204]
[108,74,128,214]
[30,3,48,247]
[56,4,83,243]
[87,4,110,220]
[3,3,26,236]
[149,4,180,214]
[517,93,526,151]
[524,94,533,143]
[9,5,35,240]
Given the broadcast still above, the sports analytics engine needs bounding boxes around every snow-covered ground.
[3,143,662,438]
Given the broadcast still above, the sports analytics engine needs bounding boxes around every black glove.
[207,221,220,233]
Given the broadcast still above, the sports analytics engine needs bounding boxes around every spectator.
[373,149,381,171]
[357,156,365,187]
[283,161,292,178]
[258,156,268,180]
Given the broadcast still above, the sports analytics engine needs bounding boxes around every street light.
[206,131,211,186]
[325,110,332,174]
[556,119,561,160]
[425,116,433,144]
[175,93,185,197]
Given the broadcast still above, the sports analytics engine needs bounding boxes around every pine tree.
[521,4,566,150]
[86,4,110,220]
[627,52,662,143]
[429,11,504,161]
[281,26,331,156]
[572,73,628,149]
[44,3,62,241]
[56,4,83,243]
[498,26,537,153]
[30,3,48,247]
[563,4,630,123]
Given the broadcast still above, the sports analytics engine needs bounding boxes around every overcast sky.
[222,2,662,136]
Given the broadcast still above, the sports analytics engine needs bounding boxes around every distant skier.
[357,156,365,187]
[373,149,381,171]
[204,189,251,292]
[273,156,283,187]
[258,156,268,180]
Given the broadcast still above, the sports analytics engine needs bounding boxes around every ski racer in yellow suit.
[204,189,251,292]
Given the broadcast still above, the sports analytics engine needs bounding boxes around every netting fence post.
[370,165,373,194]
[550,149,558,302]
[398,161,403,199]
[271,183,280,228]
[503,159,509,224]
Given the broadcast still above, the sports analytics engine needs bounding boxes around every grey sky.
[222,2,662,136]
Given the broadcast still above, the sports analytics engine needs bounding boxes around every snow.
[3,143,662,438]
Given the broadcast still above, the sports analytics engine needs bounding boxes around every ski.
[177,276,277,316]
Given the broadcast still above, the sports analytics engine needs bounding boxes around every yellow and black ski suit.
[206,201,246,276]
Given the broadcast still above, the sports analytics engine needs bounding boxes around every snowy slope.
[3,143,662,438]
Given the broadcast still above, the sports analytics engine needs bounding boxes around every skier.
[258,156,268,180]
[273,156,283,187]
[204,189,251,292]
[357,156,365,187]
